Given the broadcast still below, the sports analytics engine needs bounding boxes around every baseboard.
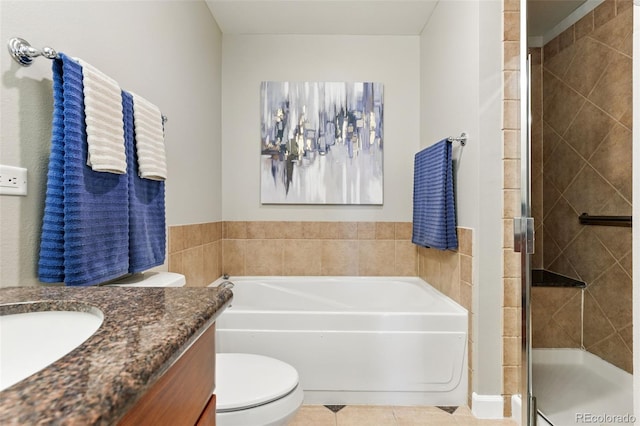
[511,394,522,426]
[471,392,504,419]
[511,394,553,426]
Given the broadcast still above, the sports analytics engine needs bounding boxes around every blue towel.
[412,139,458,250]
[38,54,130,286]
[122,91,166,272]
[38,59,66,282]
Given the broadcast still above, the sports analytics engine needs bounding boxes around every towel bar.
[7,37,168,125]
[447,132,467,146]
[7,37,57,66]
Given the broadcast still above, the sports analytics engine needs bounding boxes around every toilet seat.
[216,353,299,412]
[215,353,304,426]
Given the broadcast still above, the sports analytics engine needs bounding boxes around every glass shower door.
[524,1,635,424]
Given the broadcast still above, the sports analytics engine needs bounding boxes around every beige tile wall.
[539,0,633,373]
[221,221,417,277]
[168,222,223,287]
[502,0,522,417]
[169,221,416,285]
[417,227,474,407]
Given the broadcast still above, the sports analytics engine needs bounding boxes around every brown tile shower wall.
[531,286,582,348]
[221,221,417,276]
[416,227,474,407]
[539,0,633,373]
[530,44,586,351]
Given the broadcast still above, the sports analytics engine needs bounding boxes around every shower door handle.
[513,217,535,254]
[531,396,538,426]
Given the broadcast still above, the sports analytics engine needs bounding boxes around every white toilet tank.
[107,272,185,287]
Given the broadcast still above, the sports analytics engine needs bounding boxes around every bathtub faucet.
[219,280,235,291]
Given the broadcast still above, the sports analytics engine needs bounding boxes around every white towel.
[130,92,167,181]
[77,59,126,174]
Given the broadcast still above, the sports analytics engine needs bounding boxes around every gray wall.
[420,0,504,398]
[221,34,420,221]
[0,1,222,287]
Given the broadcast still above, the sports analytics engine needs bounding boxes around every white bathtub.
[209,276,468,406]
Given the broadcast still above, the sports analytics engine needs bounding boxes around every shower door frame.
[633,3,639,421]
[516,0,535,424]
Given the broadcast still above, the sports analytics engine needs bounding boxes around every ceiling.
[204,0,439,35]
[205,0,589,38]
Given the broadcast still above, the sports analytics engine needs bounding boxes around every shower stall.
[524,0,634,424]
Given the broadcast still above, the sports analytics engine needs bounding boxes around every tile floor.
[289,405,518,426]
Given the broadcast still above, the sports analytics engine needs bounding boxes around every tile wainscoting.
[168,221,417,286]
[417,227,474,407]
[221,221,417,277]
[168,222,223,287]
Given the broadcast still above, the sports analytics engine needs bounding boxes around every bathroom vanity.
[0,285,232,425]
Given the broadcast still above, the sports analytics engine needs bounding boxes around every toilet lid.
[215,353,299,412]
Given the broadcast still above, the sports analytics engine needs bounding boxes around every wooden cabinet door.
[118,324,216,426]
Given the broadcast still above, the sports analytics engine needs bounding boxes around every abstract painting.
[260,82,384,204]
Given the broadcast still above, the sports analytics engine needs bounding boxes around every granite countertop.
[0,286,233,425]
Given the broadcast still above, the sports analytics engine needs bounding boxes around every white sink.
[0,308,104,391]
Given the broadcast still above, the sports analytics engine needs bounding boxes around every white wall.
[0,1,222,287]
[221,35,420,221]
[420,0,504,399]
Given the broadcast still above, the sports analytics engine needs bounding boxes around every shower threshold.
[532,348,634,426]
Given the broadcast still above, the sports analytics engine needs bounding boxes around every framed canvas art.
[260,81,383,204]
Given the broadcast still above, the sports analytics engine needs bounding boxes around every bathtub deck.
[290,405,517,426]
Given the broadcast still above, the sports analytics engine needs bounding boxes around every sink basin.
[0,308,104,391]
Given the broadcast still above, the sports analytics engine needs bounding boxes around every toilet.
[107,272,304,425]
[215,353,304,426]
